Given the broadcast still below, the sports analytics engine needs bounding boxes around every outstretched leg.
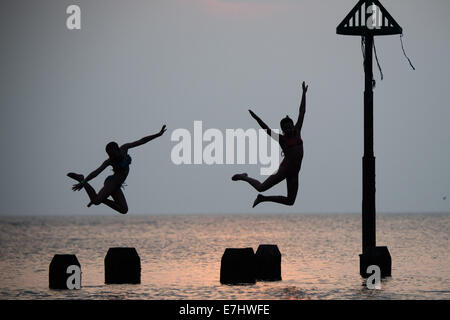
[67,173,100,205]
[232,168,286,193]
[253,175,299,207]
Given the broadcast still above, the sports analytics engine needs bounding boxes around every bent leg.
[87,179,118,207]
[254,175,299,207]
[103,188,128,214]
[68,172,126,213]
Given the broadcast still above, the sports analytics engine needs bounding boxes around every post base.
[359,246,391,278]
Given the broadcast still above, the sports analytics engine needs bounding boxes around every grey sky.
[1,0,449,215]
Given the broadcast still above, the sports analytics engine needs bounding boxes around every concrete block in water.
[255,244,282,281]
[49,254,81,289]
[220,248,256,284]
[105,247,141,284]
[360,246,392,278]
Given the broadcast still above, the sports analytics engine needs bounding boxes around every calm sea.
[0,214,448,300]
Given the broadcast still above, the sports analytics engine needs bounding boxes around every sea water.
[0,213,448,300]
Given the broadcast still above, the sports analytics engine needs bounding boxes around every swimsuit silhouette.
[232,81,308,207]
[67,125,167,214]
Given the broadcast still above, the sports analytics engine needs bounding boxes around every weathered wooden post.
[105,247,141,284]
[337,0,403,277]
[220,248,256,285]
[255,244,282,281]
[49,254,81,289]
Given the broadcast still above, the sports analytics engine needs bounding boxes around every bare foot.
[232,173,248,181]
[67,172,84,182]
[253,194,264,208]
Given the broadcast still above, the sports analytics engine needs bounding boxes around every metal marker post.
[337,0,403,277]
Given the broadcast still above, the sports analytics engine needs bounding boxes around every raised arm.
[120,125,167,151]
[248,109,279,141]
[295,81,308,132]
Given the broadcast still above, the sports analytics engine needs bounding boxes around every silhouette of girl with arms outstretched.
[232,82,308,207]
[67,125,167,214]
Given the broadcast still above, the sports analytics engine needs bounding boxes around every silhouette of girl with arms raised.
[67,125,167,214]
[232,82,308,207]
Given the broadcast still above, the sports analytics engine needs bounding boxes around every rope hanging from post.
[361,36,382,88]
[361,37,366,62]
[373,38,384,82]
[400,34,416,70]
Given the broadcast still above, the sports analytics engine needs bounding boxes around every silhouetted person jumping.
[67,125,167,214]
[232,82,308,207]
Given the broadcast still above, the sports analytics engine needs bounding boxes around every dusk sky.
[1,0,449,215]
